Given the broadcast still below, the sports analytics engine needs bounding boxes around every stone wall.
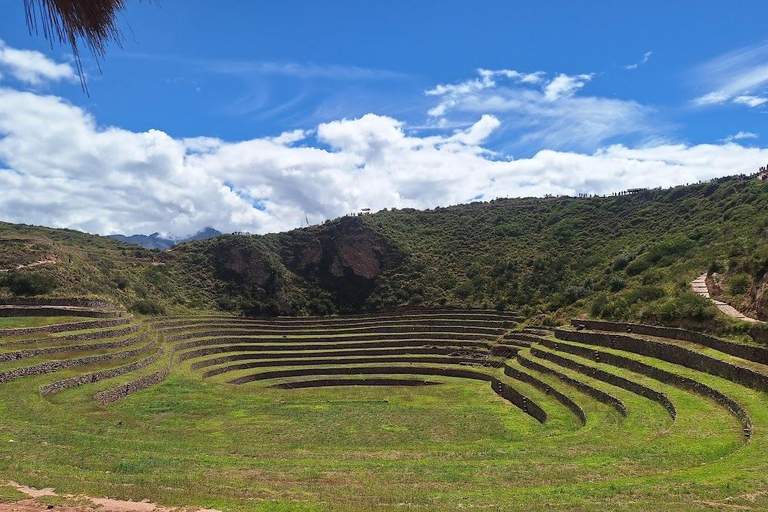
[502,363,585,425]
[0,330,149,363]
[0,336,159,383]
[490,377,547,423]
[544,335,752,437]
[93,364,171,405]
[516,353,627,416]
[556,328,768,393]
[270,378,440,389]
[200,355,486,379]
[163,329,492,343]
[2,322,141,348]
[39,348,165,396]
[0,316,133,338]
[572,319,768,366]
[171,338,494,362]
[531,346,677,420]
[0,298,117,309]
[190,346,489,370]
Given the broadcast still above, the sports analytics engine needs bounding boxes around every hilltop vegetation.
[2,176,768,328]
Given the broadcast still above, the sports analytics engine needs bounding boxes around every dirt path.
[691,273,761,323]
[0,482,220,512]
[0,258,58,274]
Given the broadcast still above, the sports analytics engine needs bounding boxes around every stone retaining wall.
[190,346,489,370]
[39,347,165,396]
[490,377,547,423]
[93,364,171,405]
[158,324,504,337]
[572,319,768,366]
[173,339,494,363]
[503,363,586,425]
[201,355,485,379]
[556,328,768,394]
[0,316,133,338]
[164,329,493,343]
[0,330,149,363]
[2,322,141,348]
[545,336,753,437]
[0,336,159,383]
[270,378,441,388]
[0,306,119,318]
[504,333,546,344]
[531,346,677,420]
[517,353,627,416]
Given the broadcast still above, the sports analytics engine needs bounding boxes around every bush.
[130,299,165,315]
[625,258,651,276]
[590,293,609,317]
[114,275,129,290]
[647,292,716,322]
[3,272,56,296]
[730,273,751,295]
[608,276,626,292]
[708,260,724,275]
[626,285,665,304]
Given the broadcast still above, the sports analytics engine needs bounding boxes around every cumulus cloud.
[0,40,76,85]
[0,84,766,238]
[424,68,656,150]
[693,41,768,108]
[0,43,766,237]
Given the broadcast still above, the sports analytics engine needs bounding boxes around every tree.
[23,0,133,87]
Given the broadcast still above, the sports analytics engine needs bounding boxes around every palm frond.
[23,0,130,90]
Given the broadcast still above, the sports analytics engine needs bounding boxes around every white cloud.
[0,84,766,238]
[0,40,76,85]
[733,95,768,108]
[625,51,653,70]
[721,131,759,143]
[543,73,593,101]
[693,42,768,108]
[425,69,655,150]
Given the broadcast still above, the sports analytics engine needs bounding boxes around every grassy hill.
[2,175,768,330]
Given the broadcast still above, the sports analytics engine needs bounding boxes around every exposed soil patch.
[0,482,220,512]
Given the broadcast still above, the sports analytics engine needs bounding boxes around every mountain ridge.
[107,227,222,249]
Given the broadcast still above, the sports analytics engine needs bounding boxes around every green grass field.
[1,307,768,511]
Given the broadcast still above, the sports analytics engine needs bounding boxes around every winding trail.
[0,258,58,274]
[691,273,761,323]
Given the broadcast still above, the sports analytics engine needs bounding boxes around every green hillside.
[2,175,768,330]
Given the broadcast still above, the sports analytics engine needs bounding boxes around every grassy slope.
[1,326,766,511]
[3,176,768,328]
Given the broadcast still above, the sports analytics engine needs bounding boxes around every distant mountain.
[108,227,221,250]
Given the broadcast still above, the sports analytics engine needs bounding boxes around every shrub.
[625,258,651,276]
[130,299,165,315]
[563,285,590,304]
[590,293,609,317]
[649,292,716,322]
[608,276,626,292]
[114,275,129,290]
[626,285,665,304]
[730,273,751,295]
[708,260,724,275]
[4,272,56,296]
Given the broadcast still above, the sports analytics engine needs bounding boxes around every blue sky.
[0,1,767,236]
